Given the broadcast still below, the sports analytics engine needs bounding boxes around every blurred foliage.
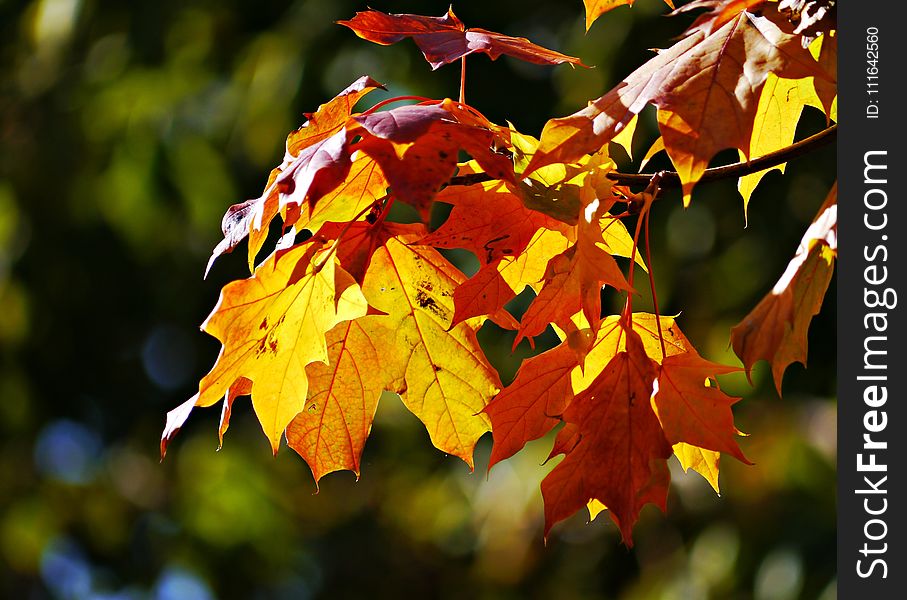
[0,0,836,598]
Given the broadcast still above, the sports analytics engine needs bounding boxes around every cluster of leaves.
[163,0,837,545]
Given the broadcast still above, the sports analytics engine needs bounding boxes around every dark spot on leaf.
[433,365,443,373]
[260,318,268,330]
[415,290,434,309]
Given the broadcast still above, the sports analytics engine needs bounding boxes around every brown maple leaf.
[731,183,836,393]
[338,8,588,70]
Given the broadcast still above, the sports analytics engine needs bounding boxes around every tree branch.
[447,124,837,190]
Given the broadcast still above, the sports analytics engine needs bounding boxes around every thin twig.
[446,124,837,190]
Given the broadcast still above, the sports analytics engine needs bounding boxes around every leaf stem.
[459,57,467,104]
[643,205,667,360]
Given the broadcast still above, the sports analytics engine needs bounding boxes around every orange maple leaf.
[731,183,837,393]
[541,325,672,545]
[486,343,580,469]
[516,209,631,346]
[654,352,750,463]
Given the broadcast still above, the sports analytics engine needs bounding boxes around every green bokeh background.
[0,0,836,598]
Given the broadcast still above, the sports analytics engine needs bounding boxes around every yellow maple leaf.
[191,241,368,452]
[359,223,503,467]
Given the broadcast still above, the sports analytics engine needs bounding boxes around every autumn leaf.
[342,222,502,467]
[516,202,632,346]
[422,179,561,265]
[352,103,514,221]
[172,239,369,453]
[738,33,836,208]
[339,8,588,70]
[583,1,675,32]
[206,76,385,274]
[541,325,672,545]
[529,6,829,205]
[737,74,818,213]
[488,314,681,471]
[485,343,580,469]
[674,0,766,37]
[450,228,571,326]
[285,319,391,485]
[654,352,749,463]
[291,152,389,237]
[731,183,836,392]
[673,442,721,492]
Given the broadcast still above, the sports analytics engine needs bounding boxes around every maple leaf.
[737,33,836,208]
[516,203,632,346]
[541,325,672,545]
[351,103,514,221]
[485,343,580,469]
[450,228,571,326]
[337,222,502,467]
[653,352,750,463]
[421,179,560,265]
[731,183,836,392]
[674,0,766,37]
[163,239,369,454]
[583,1,675,32]
[529,6,829,205]
[338,8,588,70]
[737,74,818,212]
[206,76,385,274]
[291,152,389,237]
[285,319,390,485]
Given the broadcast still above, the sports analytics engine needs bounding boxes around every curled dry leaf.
[338,8,588,70]
[207,76,385,275]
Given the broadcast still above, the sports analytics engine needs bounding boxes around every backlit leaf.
[339,8,588,70]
